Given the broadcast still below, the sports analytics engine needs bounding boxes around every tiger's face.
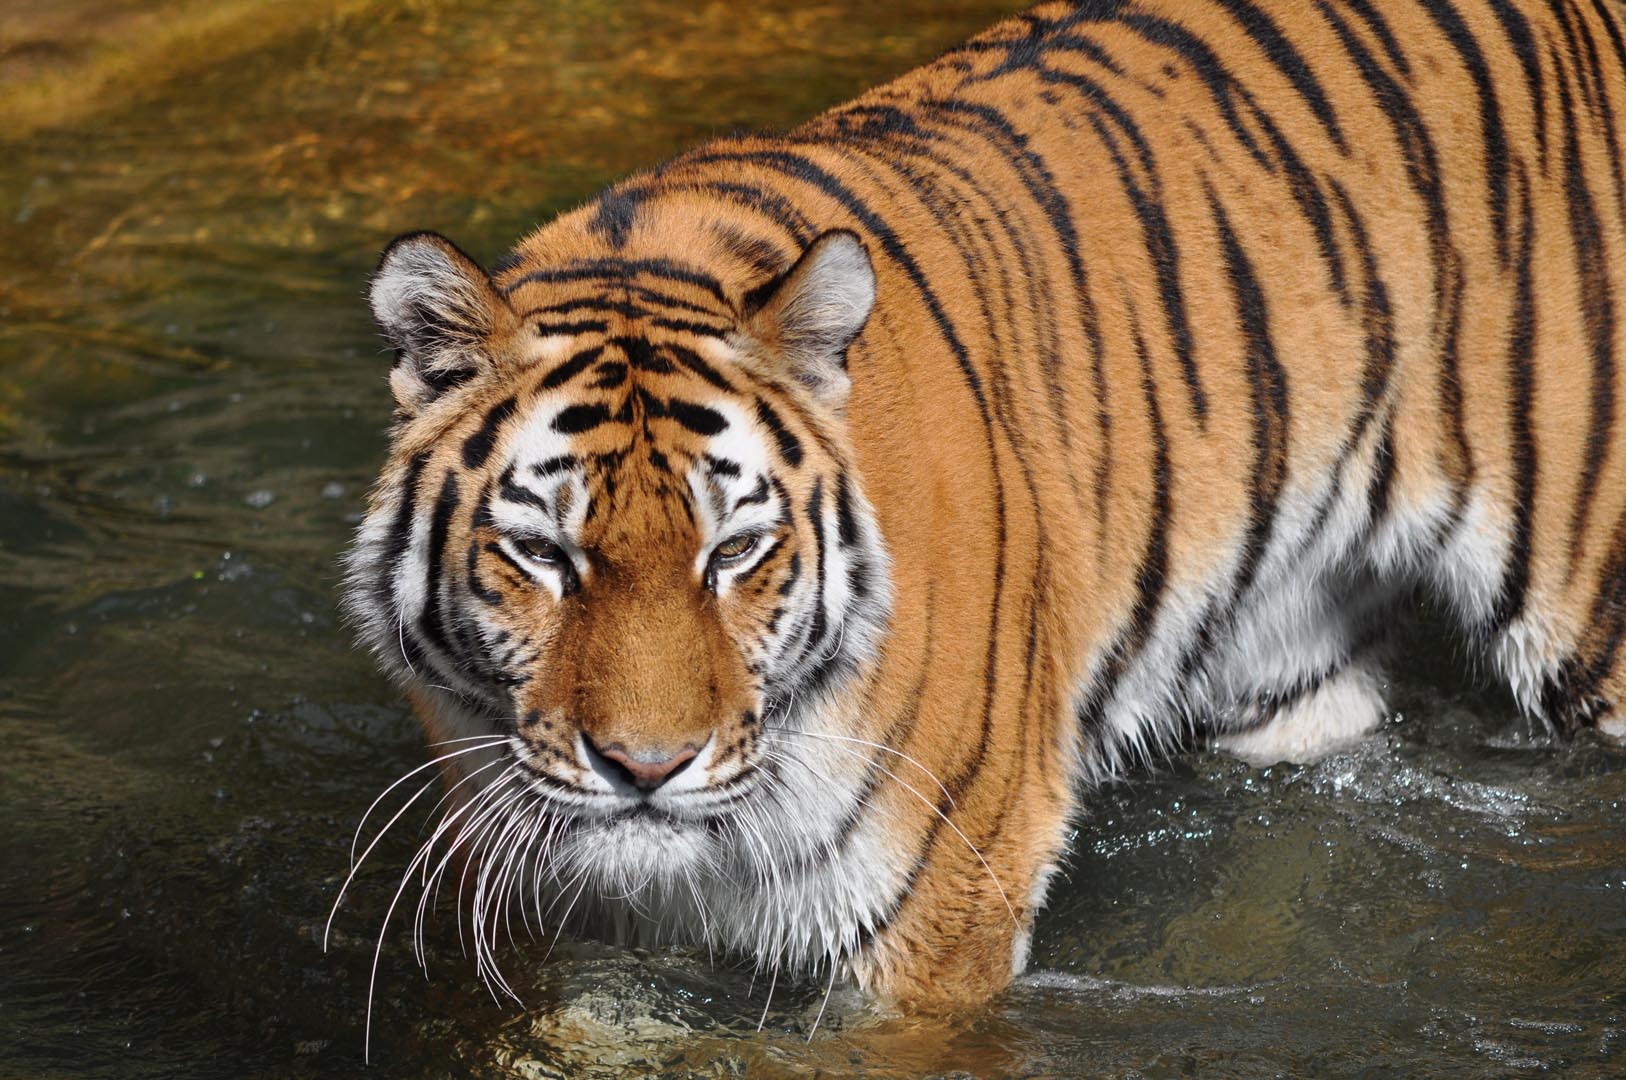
[344,229,889,895]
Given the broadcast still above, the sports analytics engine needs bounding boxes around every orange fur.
[347,0,1626,1010]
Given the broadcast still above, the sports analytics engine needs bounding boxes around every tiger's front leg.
[848,844,1045,1009]
[838,712,1075,1009]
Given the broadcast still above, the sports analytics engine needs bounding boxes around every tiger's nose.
[582,734,700,792]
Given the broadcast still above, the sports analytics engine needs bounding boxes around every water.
[2,2,1623,1076]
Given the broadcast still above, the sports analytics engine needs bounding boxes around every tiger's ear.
[744,229,875,408]
[369,231,517,415]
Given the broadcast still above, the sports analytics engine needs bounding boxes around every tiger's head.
[343,227,891,902]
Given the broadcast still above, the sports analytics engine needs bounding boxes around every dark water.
[2,2,1623,1076]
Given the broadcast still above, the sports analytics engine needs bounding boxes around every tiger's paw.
[1213,666,1387,766]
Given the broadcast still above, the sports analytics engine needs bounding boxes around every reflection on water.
[2,1,1623,1076]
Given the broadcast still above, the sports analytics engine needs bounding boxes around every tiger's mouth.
[508,728,764,829]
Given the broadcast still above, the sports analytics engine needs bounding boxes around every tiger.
[340,0,1626,1014]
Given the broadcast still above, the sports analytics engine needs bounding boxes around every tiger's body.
[344,0,1626,1008]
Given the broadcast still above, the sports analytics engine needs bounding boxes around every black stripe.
[1078,300,1172,756]
[704,454,742,478]
[1547,510,1626,728]
[778,551,801,598]
[1550,0,1600,115]
[532,319,609,337]
[1114,12,1271,165]
[533,455,577,477]
[523,295,696,322]
[712,224,790,275]
[418,471,461,664]
[635,387,667,420]
[1081,109,1208,426]
[616,335,673,375]
[1214,0,1348,153]
[1489,167,1538,632]
[665,344,735,390]
[1483,0,1548,170]
[503,258,727,303]
[551,403,613,434]
[1341,0,1413,78]
[1418,0,1512,266]
[1207,180,1289,604]
[467,542,502,605]
[498,464,549,512]
[834,470,859,546]
[1591,1,1626,213]
[1367,413,1397,530]
[950,5,1128,77]
[736,478,773,514]
[462,395,518,469]
[923,97,1101,460]
[1554,53,1616,574]
[1567,0,1626,224]
[1328,181,1397,455]
[732,534,788,592]
[540,345,607,389]
[649,316,731,338]
[684,180,816,245]
[754,397,803,467]
[525,297,627,318]
[1024,61,1211,423]
[666,398,728,436]
[848,550,874,600]
[379,451,431,610]
[589,361,628,389]
[589,188,645,247]
[1434,259,1475,519]
[1314,0,1450,313]
[484,540,530,581]
[801,478,828,662]
[629,283,735,317]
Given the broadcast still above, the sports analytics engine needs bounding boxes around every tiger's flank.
[336,0,1626,1024]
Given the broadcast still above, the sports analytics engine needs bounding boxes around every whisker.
[771,727,955,808]
[347,738,509,865]
[412,773,514,971]
[807,960,838,1041]
[396,613,417,677]
[757,963,779,1033]
[541,866,594,965]
[775,739,1018,925]
[413,779,505,972]
[362,762,518,1063]
[426,733,522,748]
[327,741,509,950]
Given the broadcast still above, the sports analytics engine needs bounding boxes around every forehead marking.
[590,361,628,389]
[532,318,608,337]
[667,399,728,436]
[463,395,519,469]
[540,344,607,389]
[753,397,803,467]
[552,403,613,434]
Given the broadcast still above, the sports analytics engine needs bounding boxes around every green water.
[2,2,1623,1076]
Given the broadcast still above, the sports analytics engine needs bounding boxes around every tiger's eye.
[712,533,758,561]
[515,537,565,564]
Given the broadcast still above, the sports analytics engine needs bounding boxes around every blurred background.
[2,1,1623,1076]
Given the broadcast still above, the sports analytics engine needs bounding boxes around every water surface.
[3,2,1623,1076]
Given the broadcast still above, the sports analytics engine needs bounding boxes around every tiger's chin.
[553,809,718,895]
